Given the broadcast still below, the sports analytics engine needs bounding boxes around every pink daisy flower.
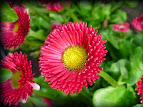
[0,52,40,106]
[131,14,143,31]
[39,0,70,12]
[0,6,30,49]
[112,23,130,32]
[136,75,143,103]
[51,23,62,31]
[39,21,107,95]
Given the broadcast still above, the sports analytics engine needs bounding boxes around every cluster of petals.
[136,75,143,103]
[39,0,70,12]
[51,23,62,31]
[112,22,130,32]
[0,52,40,106]
[39,21,107,95]
[131,14,143,31]
[0,6,30,49]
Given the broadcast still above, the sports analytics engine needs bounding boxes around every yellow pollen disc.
[13,22,19,35]
[11,70,22,89]
[119,25,125,29]
[62,46,87,71]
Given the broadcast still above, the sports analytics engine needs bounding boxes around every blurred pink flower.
[43,98,53,107]
[51,23,62,31]
[39,0,70,12]
[136,75,143,103]
[0,6,30,49]
[131,14,143,31]
[0,52,40,106]
[112,23,130,32]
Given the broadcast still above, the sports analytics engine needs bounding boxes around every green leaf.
[93,86,136,107]
[49,13,63,23]
[124,1,138,8]
[78,1,92,18]
[110,2,123,13]
[28,29,47,41]
[79,1,92,11]
[133,104,143,107]
[92,6,105,23]
[33,77,67,101]
[0,68,12,83]
[22,94,48,107]
[108,59,130,81]
[109,10,127,23]
[122,47,143,85]
[133,33,143,46]
[101,29,119,49]
[119,39,135,58]
[120,66,128,79]
[0,0,18,22]
[20,40,42,52]
[31,16,51,30]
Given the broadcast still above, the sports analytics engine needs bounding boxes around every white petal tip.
[30,82,40,91]
[21,99,27,104]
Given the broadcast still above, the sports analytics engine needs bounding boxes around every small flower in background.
[39,21,107,95]
[0,6,30,49]
[112,23,130,32]
[131,14,143,31]
[135,75,143,103]
[51,23,62,31]
[0,52,40,106]
[39,0,70,12]
[43,98,53,107]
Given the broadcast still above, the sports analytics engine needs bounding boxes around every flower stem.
[99,71,119,87]
[33,90,65,101]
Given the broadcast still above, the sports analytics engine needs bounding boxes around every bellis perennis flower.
[112,23,130,32]
[39,21,107,95]
[0,6,30,49]
[0,52,40,106]
[131,14,143,31]
[40,0,70,12]
[136,75,143,103]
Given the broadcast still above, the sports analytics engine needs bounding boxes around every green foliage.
[22,94,48,107]
[109,10,127,23]
[109,59,130,80]
[122,47,143,85]
[1,0,142,106]
[0,0,18,22]
[133,104,143,107]
[93,86,136,107]
[33,76,66,101]
[0,68,12,83]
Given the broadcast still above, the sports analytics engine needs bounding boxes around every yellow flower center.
[13,22,19,35]
[119,25,125,29]
[62,46,87,71]
[11,70,22,89]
